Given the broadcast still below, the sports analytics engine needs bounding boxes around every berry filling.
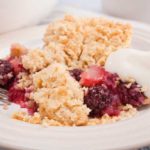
[8,57,25,75]
[0,55,147,119]
[117,81,146,107]
[0,56,37,115]
[84,84,121,117]
[80,66,106,87]
[8,85,27,107]
[0,59,14,86]
[8,83,37,115]
[80,66,146,118]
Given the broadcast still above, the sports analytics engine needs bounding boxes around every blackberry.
[84,84,121,117]
[0,59,14,86]
[69,69,83,81]
[118,81,146,107]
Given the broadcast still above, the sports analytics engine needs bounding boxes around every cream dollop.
[105,48,150,97]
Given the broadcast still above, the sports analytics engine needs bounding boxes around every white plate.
[0,15,150,150]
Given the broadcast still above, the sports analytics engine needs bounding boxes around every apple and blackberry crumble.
[0,15,149,126]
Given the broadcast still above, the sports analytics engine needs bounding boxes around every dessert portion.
[0,16,149,126]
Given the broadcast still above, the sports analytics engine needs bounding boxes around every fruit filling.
[0,60,14,86]
[8,81,37,115]
[78,66,146,117]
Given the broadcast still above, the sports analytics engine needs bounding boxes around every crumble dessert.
[0,15,149,126]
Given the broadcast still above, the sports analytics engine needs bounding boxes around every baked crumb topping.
[44,15,132,68]
[22,15,132,72]
[31,63,90,126]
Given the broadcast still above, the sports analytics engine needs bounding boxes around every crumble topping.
[16,72,32,89]
[21,15,132,72]
[31,63,90,126]
[44,15,132,68]
[10,43,28,58]
[22,49,52,73]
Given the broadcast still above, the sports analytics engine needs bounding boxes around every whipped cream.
[105,48,150,97]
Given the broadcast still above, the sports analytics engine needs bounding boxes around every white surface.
[59,0,150,24]
[105,48,150,97]
[102,0,150,24]
[0,0,57,34]
[52,0,150,24]
[0,11,150,150]
[59,0,102,13]
[1,0,150,35]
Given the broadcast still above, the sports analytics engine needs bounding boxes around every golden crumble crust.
[44,15,132,68]
[21,15,132,72]
[22,49,52,72]
[31,63,90,126]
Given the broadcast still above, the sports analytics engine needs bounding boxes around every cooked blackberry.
[69,69,83,81]
[0,59,14,86]
[84,84,121,117]
[118,81,146,107]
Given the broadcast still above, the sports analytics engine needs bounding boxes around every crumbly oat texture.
[12,15,136,126]
[31,63,90,126]
[44,15,132,68]
[22,15,132,72]
[22,49,52,73]
[14,63,90,126]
